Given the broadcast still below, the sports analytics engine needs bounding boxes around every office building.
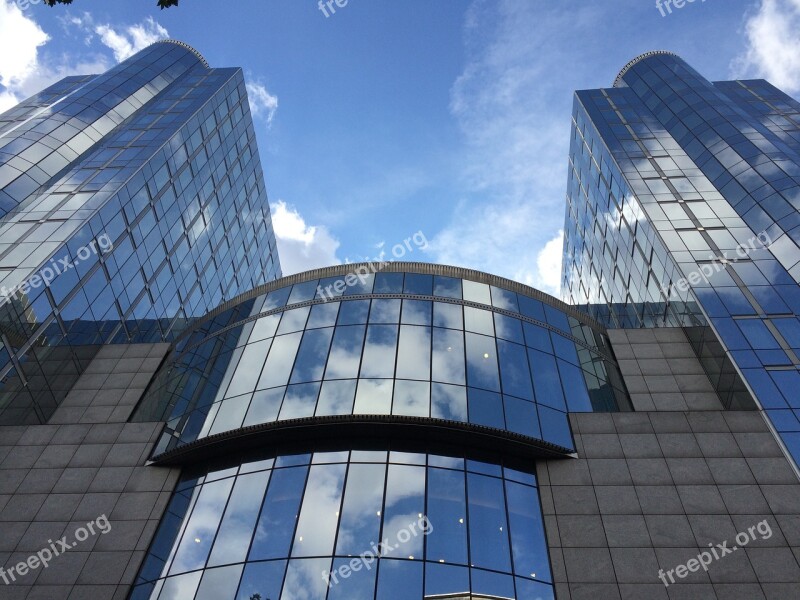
[0,40,281,425]
[0,47,799,600]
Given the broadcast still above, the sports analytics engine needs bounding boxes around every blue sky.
[2,0,800,296]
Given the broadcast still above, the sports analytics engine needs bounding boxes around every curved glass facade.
[131,447,554,600]
[134,264,631,456]
[131,264,631,599]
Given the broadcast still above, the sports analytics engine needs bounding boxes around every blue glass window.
[249,466,308,560]
[467,473,512,572]
[465,333,500,392]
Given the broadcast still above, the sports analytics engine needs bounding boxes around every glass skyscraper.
[562,50,800,466]
[0,41,281,424]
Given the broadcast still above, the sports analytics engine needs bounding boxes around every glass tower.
[562,51,800,466]
[129,262,633,600]
[0,41,281,424]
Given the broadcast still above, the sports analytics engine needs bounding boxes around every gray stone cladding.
[539,328,800,600]
[0,344,179,600]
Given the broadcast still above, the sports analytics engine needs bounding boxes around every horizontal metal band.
[150,414,575,466]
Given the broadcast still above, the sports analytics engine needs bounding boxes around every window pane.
[472,569,515,598]
[343,271,374,295]
[243,387,284,426]
[159,572,202,600]
[506,480,551,582]
[290,327,334,384]
[425,562,469,596]
[432,327,465,385]
[208,394,250,435]
[528,349,566,410]
[236,560,286,600]
[316,379,357,416]
[465,332,500,391]
[494,313,524,343]
[403,273,433,295]
[468,388,504,429]
[226,339,270,397]
[426,467,468,564]
[360,324,398,378]
[249,466,308,560]
[278,382,321,420]
[393,380,430,417]
[338,300,370,325]
[491,286,520,312]
[374,272,404,293]
[325,325,366,379]
[169,478,234,574]
[288,280,318,304]
[464,306,495,336]
[467,473,511,572]
[328,557,376,600]
[354,379,393,414]
[369,299,401,324]
[433,302,463,329]
[249,313,280,342]
[282,558,331,600]
[396,325,431,380]
[277,306,310,334]
[462,280,491,304]
[308,301,340,329]
[538,405,573,449]
[431,383,467,422]
[208,471,270,566]
[292,464,346,557]
[382,464,425,559]
[558,360,593,412]
[498,339,534,400]
[195,564,243,599]
[401,299,432,325]
[552,333,580,365]
[257,332,303,389]
[433,275,462,299]
[336,463,386,555]
[516,578,556,600]
[376,558,423,600]
[504,396,541,438]
[524,322,552,352]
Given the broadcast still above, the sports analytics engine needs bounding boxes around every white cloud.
[94,16,169,62]
[0,7,171,115]
[0,0,50,110]
[428,1,600,298]
[428,200,564,296]
[731,0,800,93]
[271,200,341,275]
[246,82,279,126]
[536,230,565,297]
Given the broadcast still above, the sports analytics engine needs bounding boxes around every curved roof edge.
[181,261,608,340]
[613,50,681,88]
[152,39,210,68]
